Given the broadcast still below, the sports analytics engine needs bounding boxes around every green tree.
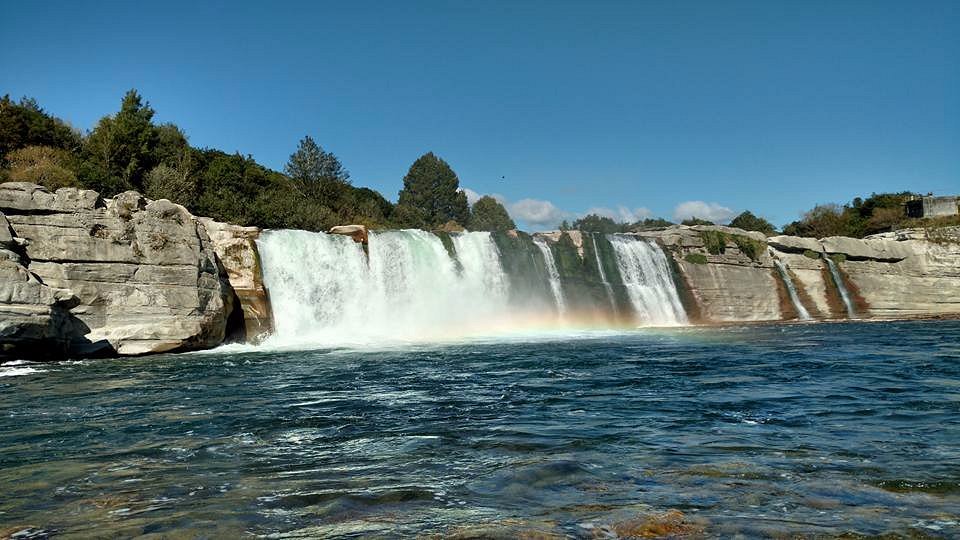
[144,163,196,203]
[681,217,714,226]
[782,204,848,238]
[284,135,350,185]
[572,214,625,233]
[467,196,515,231]
[81,89,159,194]
[729,210,776,235]
[392,203,428,229]
[631,217,674,230]
[0,95,81,160]
[397,152,469,227]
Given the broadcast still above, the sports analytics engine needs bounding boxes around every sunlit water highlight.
[2,321,958,537]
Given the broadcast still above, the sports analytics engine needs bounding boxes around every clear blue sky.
[2,0,957,230]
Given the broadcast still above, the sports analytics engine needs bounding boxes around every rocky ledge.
[0,182,266,359]
[639,224,960,322]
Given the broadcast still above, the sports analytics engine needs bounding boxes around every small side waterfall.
[257,229,511,346]
[533,237,566,316]
[608,235,687,326]
[824,256,856,318]
[773,258,811,320]
[591,233,618,313]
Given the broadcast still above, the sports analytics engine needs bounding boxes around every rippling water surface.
[1,321,959,538]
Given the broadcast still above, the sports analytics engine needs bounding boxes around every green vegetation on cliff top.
[2,91,951,237]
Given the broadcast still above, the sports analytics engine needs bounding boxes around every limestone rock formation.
[643,224,960,323]
[329,225,368,244]
[0,224,80,359]
[200,218,273,342]
[643,225,782,322]
[0,182,234,356]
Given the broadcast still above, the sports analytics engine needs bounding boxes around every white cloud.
[459,187,481,205]
[460,187,507,206]
[509,198,571,230]
[673,200,735,223]
[584,206,653,223]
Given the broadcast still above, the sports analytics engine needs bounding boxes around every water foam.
[257,229,513,347]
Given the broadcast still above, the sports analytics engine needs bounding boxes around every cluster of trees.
[562,199,933,240]
[2,92,940,239]
[0,91,516,233]
[561,211,777,235]
[781,192,924,238]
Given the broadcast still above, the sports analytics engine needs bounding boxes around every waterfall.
[591,233,618,313]
[257,229,511,346]
[773,258,811,320]
[533,237,566,316]
[607,235,687,326]
[824,256,856,318]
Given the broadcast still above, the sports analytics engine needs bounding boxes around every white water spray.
[607,235,687,326]
[591,233,618,313]
[773,258,811,320]
[824,256,856,318]
[533,237,566,316]
[257,229,511,346]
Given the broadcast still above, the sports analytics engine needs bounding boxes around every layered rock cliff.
[645,225,960,322]
[1,180,957,360]
[0,183,243,357]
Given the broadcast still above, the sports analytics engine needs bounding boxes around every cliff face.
[643,225,960,323]
[199,218,274,342]
[1,180,957,360]
[0,183,241,357]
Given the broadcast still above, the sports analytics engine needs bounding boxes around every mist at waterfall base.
[2,321,959,537]
[254,230,688,349]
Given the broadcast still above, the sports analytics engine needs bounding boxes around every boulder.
[0,185,234,356]
[767,235,822,254]
[329,224,368,244]
[820,236,911,262]
[0,255,81,359]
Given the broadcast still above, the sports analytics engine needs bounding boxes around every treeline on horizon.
[1,91,954,239]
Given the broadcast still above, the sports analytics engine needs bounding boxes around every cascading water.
[607,235,687,326]
[773,258,812,320]
[533,237,566,316]
[591,233,618,313]
[257,229,511,346]
[824,256,856,318]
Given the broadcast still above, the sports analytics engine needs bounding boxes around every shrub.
[729,210,776,235]
[803,249,820,259]
[144,163,196,203]
[5,145,79,190]
[699,230,728,255]
[830,253,847,263]
[684,252,708,264]
[732,235,766,261]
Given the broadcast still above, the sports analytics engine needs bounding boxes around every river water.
[1,320,958,538]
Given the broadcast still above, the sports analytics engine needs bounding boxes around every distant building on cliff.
[905,195,959,218]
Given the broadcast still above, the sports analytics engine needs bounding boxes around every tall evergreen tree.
[396,152,469,228]
[81,89,159,194]
[467,196,516,231]
[729,210,776,235]
[284,135,349,185]
[0,95,81,160]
